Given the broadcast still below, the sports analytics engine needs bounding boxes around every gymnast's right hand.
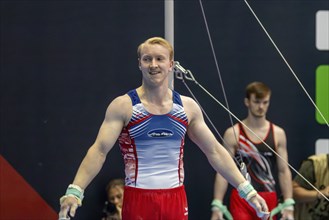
[247,194,270,220]
[58,195,79,220]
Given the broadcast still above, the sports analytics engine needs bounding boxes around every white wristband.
[237,181,257,201]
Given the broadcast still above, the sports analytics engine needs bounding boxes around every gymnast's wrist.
[282,198,295,211]
[60,184,85,206]
[211,199,223,211]
[237,181,257,201]
[211,199,233,220]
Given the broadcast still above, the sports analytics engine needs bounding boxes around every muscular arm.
[183,97,269,219]
[272,125,294,220]
[275,126,293,200]
[59,95,130,219]
[72,96,129,189]
[184,97,245,188]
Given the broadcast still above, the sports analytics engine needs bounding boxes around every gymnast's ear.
[138,59,142,70]
[244,97,249,107]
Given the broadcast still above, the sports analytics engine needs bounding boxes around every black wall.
[1,1,328,220]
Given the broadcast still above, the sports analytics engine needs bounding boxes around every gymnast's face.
[138,43,173,86]
[245,93,270,118]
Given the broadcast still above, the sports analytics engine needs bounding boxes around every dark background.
[1,1,328,219]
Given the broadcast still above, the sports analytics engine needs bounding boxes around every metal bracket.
[173,61,196,82]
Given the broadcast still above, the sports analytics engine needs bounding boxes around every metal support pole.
[165,0,174,89]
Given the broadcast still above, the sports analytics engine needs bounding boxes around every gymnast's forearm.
[72,145,107,190]
[207,146,246,188]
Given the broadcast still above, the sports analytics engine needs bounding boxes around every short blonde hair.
[137,37,174,60]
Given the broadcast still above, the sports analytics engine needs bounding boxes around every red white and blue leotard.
[118,89,188,189]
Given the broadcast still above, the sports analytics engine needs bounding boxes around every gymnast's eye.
[142,56,152,62]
